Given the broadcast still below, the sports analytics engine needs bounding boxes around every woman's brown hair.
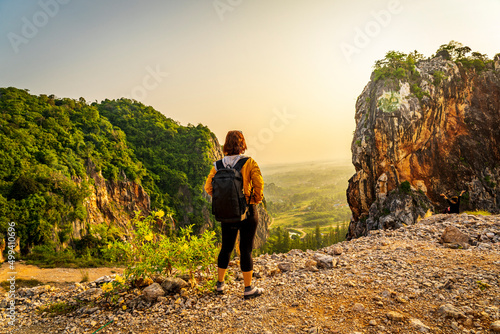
[223,130,247,155]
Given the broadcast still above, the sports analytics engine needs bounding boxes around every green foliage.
[476,280,491,291]
[373,50,423,82]
[436,41,491,72]
[410,83,430,100]
[257,223,348,255]
[0,87,146,254]
[0,278,43,290]
[355,139,361,147]
[399,181,411,194]
[464,210,492,216]
[377,91,401,113]
[25,244,110,268]
[37,301,80,316]
[104,211,219,293]
[432,71,447,86]
[0,88,217,261]
[484,176,497,188]
[264,162,352,241]
[435,40,471,60]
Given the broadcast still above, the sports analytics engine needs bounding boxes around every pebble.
[491,320,500,333]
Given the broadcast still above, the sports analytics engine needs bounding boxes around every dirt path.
[0,262,124,292]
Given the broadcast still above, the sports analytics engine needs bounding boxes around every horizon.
[1,0,499,164]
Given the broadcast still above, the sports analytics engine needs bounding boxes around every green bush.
[373,50,423,82]
[104,211,219,292]
[410,83,430,100]
[432,71,447,86]
[399,181,411,194]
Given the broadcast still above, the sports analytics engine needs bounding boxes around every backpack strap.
[215,160,224,170]
[233,157,249,171]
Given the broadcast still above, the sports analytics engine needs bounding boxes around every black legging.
[217,204,259,272]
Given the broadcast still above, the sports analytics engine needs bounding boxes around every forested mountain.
[0,87,220,256]
[96,99,220,228]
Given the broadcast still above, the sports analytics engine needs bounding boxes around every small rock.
[305,259,318,270]
[313,254,337,269]
[368,319,377,326]
[278,262,295,272]
[410,318,430,332]
[94,276,113,284]
[352,303,365,312]
[346,280,357,287]
[491,320,500,333]
[180,288,189,298]
[386,311,405,322]
[332,245,343,255]
[76,288,103,302]
[161,277,188,293]
[135,277,154,288]
[396,296,408,304]
[142,283,165,301]
[437,304,466,319]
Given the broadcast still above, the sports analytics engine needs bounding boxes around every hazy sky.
[1,0,499,164]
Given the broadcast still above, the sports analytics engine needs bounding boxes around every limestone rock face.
[254,203,271,249]
[74,159,151,240]
[347,56,500,239]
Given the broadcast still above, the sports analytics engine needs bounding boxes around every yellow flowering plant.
[103,210,219,299]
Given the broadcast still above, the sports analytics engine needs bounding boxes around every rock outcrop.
[347,54,500,239]
[74,159,151,240]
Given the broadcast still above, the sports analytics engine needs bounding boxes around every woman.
[204,130,264,299]
[441,190,466,214]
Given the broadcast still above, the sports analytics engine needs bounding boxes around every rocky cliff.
[347,51,500,239]
[74,159,151,241]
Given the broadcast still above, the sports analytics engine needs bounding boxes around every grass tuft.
[464,210,492,216]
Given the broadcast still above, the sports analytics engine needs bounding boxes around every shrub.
[104,211,219,293]
[433,71,447,86]
[399,181,411,194]
[410,84,430,100]
[373,50,423,82]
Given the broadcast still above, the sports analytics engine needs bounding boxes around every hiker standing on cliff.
[204,130,264,299]
[441,190,466,214]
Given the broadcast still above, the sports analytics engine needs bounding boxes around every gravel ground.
[1,213,499,334]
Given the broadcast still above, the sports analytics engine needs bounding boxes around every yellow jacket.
[204,157,264,204]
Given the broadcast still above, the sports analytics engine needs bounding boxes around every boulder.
[440,226,470,247]
[142,283,165,301]
[313,254,337,269]
[277,262,296,272]
[161,277,188,293]
[76,288,103,302]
